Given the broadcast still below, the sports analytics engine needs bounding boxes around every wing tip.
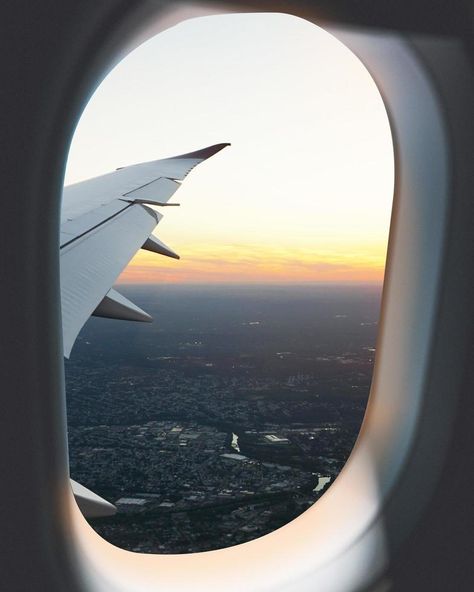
[172,142,231,161]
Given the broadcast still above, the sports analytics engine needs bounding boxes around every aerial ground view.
[66,283,381,553]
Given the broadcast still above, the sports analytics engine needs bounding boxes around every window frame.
[1,2,472,592]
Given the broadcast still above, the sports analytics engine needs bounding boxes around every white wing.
[60,143,229,358]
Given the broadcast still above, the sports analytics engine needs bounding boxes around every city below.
[66,283,380,553]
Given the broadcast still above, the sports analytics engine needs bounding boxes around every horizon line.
[117,280,384,287]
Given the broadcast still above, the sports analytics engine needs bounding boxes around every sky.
[64,12,394,285]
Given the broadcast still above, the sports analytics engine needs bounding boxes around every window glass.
[65,12,393,554]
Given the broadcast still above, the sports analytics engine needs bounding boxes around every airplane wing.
[60,142,230,358]
[62,143,230,517]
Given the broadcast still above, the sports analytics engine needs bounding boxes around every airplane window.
[64,12,393,553]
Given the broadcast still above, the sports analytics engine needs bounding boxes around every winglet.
[168,142,231,161]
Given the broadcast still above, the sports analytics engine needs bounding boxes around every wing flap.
[122,176,181,204]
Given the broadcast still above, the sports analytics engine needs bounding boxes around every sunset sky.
[64,13,394,285]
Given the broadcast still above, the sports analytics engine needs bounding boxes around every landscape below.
[66,283,380,553]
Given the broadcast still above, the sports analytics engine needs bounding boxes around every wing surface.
[60,142,229,357]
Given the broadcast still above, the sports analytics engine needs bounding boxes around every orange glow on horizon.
[118,244,386,285]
